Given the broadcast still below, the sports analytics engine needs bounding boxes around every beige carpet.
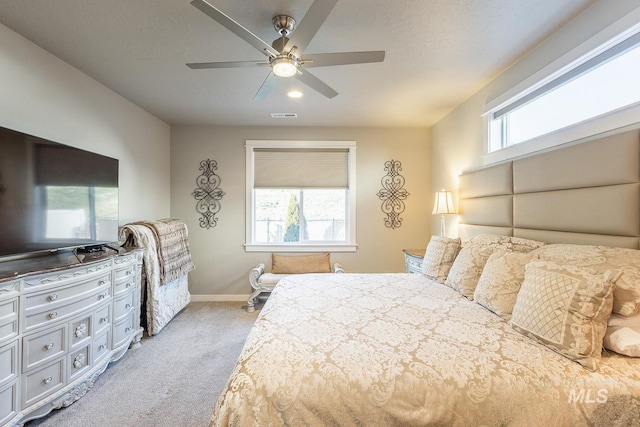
[26,302,259,427]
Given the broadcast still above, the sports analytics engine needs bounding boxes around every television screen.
[0,126,119,259]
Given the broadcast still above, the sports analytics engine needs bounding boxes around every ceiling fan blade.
[284,0,338,55]
[254,73,279,100]
[191,0,279,57]
[302,51,386,68]
[294,70,338,99]
[186,60,267,69]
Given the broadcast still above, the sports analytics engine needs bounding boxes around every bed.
[210,129,640,426]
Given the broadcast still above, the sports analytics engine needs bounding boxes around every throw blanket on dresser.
[119,219,193,336]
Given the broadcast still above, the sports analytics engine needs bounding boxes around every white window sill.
[244,243,357,253]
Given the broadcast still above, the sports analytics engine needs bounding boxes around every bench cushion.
[259,273,289,286]
[272,253,331,274]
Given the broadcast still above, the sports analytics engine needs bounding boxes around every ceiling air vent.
[270,113,298,118]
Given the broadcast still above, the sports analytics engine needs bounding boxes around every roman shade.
[253,148,349,188]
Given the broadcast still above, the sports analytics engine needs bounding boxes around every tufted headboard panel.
[458,129,640,249]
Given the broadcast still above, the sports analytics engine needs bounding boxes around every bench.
[247,253,344,312]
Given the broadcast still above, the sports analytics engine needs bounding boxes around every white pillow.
[421,236,461,283]
[473,251,534,321]
[445,234,544,299]
[604,313,640,357]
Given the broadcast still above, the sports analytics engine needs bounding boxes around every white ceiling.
[0,0,596,128]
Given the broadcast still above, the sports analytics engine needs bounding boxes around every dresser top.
[403,248,425,258]
[0,247,140,283]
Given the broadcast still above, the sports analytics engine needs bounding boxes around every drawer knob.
[126,270,132,276]
[126,282,132,288]
[100,316,109,323]
[48,293,58,301]
[99,292,107,299]
[44,342,54,351]
[43,376,53,385]
[125,327,131,333]
[125,303,131,309]
[48,311,58,319]
[99,280,107,286]
[75,323,87,338]
[73,354,86,369]
[99,344,107,351]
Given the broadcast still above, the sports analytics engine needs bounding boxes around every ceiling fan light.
[272,57,298,77]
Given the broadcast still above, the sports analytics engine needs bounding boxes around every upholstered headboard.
[458,129,640,249]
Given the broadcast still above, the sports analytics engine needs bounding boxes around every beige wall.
[0,24,171,225]
[170,126,430,297]
[429,0,640,237]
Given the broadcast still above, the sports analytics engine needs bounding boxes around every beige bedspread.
[211,273,640,426]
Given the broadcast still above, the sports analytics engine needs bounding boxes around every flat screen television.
[0,125,119,259]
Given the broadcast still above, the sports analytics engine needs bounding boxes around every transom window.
[245,140,357,252]
[485,26,640,163]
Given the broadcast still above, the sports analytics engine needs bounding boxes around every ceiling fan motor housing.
[272,15,296,37]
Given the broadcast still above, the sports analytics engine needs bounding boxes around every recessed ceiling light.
[288,90,303,98]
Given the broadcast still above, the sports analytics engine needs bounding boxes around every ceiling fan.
[187,0,385,100]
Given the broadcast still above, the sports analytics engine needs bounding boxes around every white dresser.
[0,248,143,426]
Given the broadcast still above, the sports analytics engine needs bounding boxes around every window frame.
[245,140,357,253]
[483,18,640,165]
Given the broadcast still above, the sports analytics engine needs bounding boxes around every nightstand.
[403,249,425,274]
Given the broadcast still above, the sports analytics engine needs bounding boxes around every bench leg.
[247,288,263,312]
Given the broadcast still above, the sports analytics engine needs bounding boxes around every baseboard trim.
[190,294,250,302]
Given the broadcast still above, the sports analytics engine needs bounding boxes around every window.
[245,140,356,252]
[485,26,640,163]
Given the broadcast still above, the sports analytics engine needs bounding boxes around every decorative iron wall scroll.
[192,159,225,229]
[376,160,409,229]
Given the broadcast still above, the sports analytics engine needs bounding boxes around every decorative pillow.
[603,313,640,357]
[530,244,640,316]
[510,261,619,371]
[271,253,331,274]
[421,236,461,283]
[509,236,546,252]
[444,234,543,299]
[474,251,535,320]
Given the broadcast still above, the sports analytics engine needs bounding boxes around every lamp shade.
[432,190,456,215]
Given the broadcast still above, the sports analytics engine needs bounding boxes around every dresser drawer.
[22,261,112,293]
[70,314,92,349]
[0,297,19,344]
[403,250,425,274]
[24,285,110,332]
[23,273,110,311]
[406,257,423,274]
[93,330,110,364]
[113,314,136,349]
[114,277,136,297]
[113,291,135,322]
[68,345,90,382]
[0,341,19,387]
[0,381,18,426]
[22,358,65,408]
[23,325,66,372]
[95,303,110,336]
